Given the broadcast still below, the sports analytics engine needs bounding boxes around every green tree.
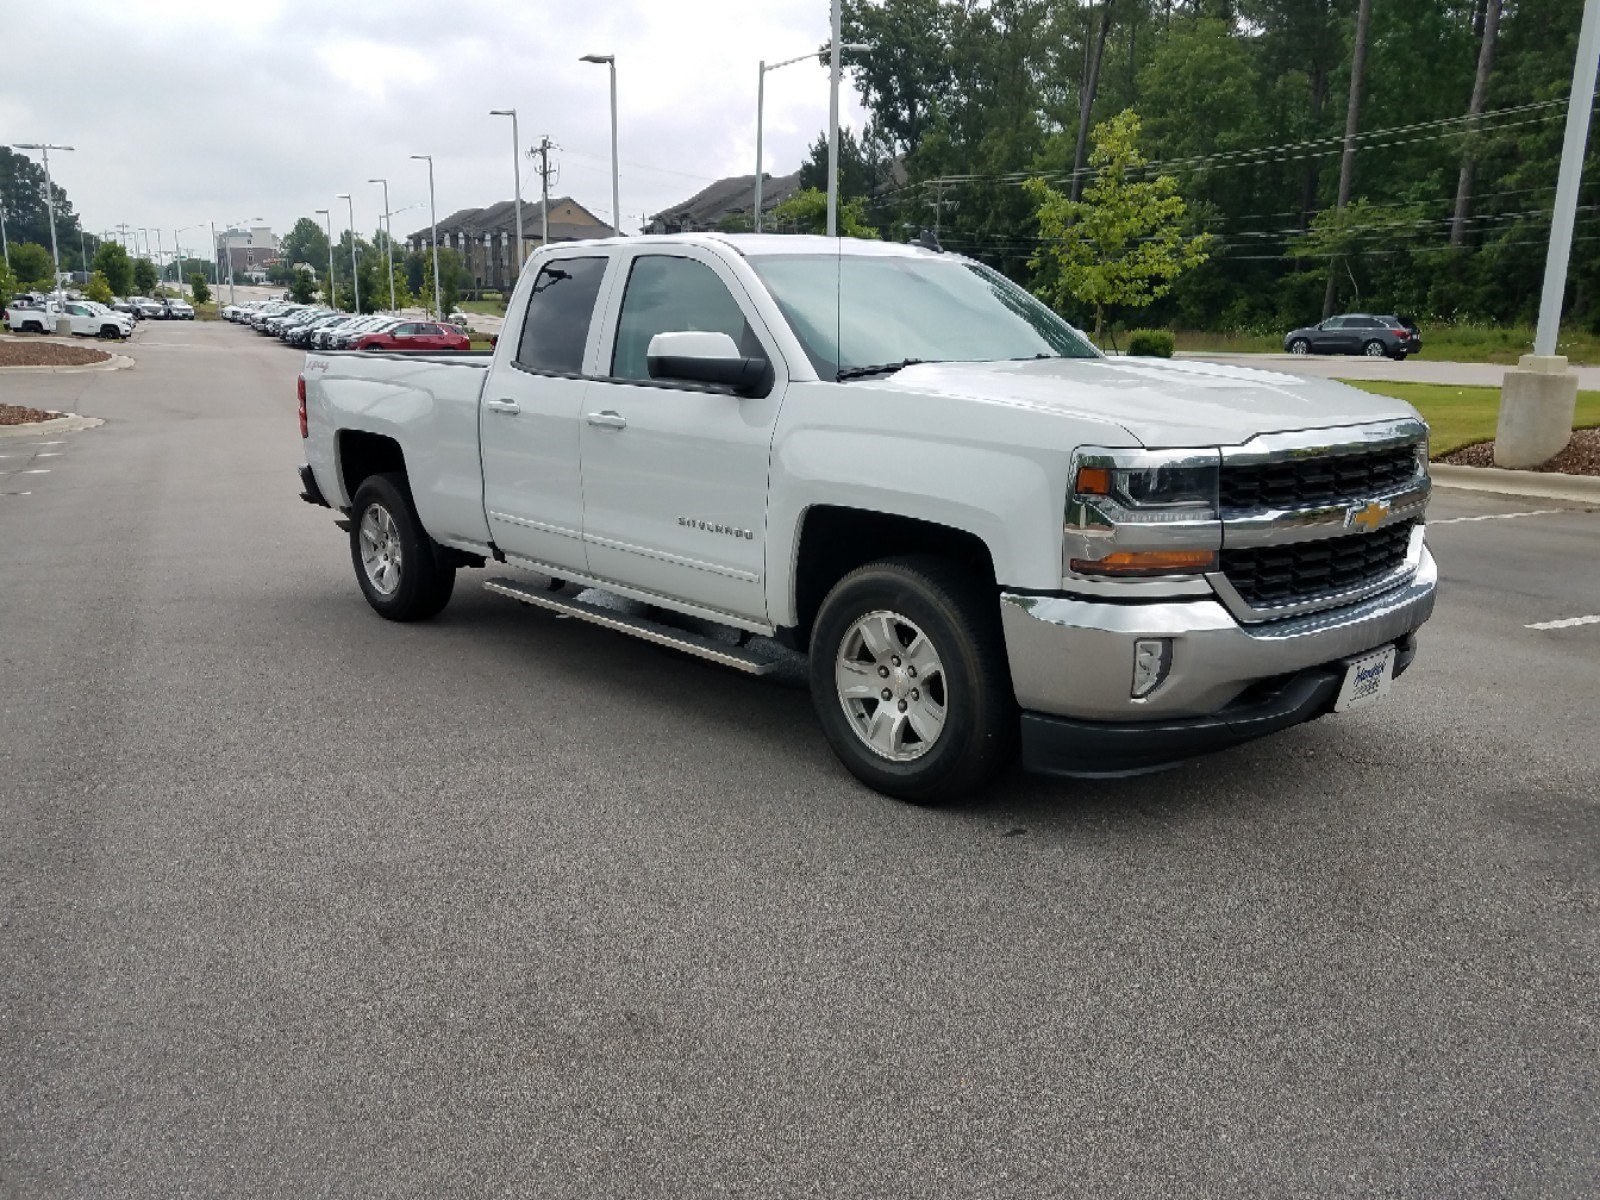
[84,271,114,304]
[278,217,330,279]
[797,126,887,203]
[421,247,468,315]
[190,273,211,305]
[1026,110,1211,339]
[93,242,134,297]
[289,266,318,304]
[0,257,20,302]
[771,187,881,238]
[10,242,54,289]
[132,257,158,294]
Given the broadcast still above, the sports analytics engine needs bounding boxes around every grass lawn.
[1338,380,1600,454]
[1174,325,1600,365]
[459,297,507,317]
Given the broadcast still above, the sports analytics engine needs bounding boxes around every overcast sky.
[3,0,868,248]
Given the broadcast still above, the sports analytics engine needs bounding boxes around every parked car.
[110,298,141,320]
[298,233,1437,803]
[7,299,132,339]
[280,310,337,344]
[163,297,196,320]
[352,320,470,352]
[1283,313,1421,359]
[128,296,164,319]
[328,316,400,349]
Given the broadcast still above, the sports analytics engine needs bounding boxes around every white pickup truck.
[298,234,1436,802]
[6,298,132,339]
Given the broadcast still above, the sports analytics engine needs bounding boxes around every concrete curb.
[0,352,133,374]
[1430,462,1600,503]
[0,412,105,438]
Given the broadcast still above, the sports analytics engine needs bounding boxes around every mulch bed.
[1439,426,1600,477]
[0,403,63,426]
[0,338,112,368]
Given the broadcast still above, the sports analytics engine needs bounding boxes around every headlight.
[1066,448,1222,578]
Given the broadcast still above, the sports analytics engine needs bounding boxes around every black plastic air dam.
[1020,635,1417,778]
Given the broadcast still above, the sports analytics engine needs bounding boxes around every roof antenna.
[914,227,943,252]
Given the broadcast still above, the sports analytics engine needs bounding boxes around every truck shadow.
[446,574,1325,835]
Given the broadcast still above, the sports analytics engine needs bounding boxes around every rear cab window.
[515,257,609,375]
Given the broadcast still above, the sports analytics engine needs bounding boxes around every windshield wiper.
[836,358,931,382]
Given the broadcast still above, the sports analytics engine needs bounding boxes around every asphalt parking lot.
[2,320,1596,1197]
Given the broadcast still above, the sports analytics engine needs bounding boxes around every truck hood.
[871,355,1419,448]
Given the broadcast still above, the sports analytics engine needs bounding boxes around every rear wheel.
[1362,339,1387,358]
[809,557,1016,804]
[348,473,455,621]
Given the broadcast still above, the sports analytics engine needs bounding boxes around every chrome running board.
[485,577,776,675]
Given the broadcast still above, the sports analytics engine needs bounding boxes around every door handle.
[586,410,627,430]
[485,398,521,415]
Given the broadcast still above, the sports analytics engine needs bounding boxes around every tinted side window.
[516,256,608,375]
[610,255,759,382]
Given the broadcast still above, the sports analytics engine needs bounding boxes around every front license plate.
[1334,646,1396,712]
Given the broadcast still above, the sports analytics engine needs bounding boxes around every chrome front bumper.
[999,545,1437,722]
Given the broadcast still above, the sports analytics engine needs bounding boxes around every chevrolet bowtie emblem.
[1347,499,1390,531]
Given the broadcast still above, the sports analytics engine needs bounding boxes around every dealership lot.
[2,320,1595,1196]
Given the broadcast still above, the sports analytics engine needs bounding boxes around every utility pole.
[533,136,556,247]
[370,179,395,312]
[12,143,73,309]
[1323,0,1373,318]
[1,205,8,269]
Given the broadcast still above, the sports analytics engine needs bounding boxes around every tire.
[23,320,43,334]
[348,473,456,621]
[1288,338,1310,355]
[1362,339,1387,358]
[809,556,1016,804]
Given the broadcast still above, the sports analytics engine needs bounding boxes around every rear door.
[479,254,613,574]
[577,248,783,622]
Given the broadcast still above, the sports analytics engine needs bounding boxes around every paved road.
[3,321,1596,1197]
[1176,350,1600,389]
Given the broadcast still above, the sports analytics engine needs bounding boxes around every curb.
[1430,462,1600,503]
[0,352,133,374]
[0,412,105,438]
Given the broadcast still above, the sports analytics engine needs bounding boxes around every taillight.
[297,374,308,438]
[1391,328,1410,337]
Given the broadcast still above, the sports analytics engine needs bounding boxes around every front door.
[578,250,782,623]
[479,254,612,574]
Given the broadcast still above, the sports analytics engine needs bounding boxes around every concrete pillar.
[1495,354,1578,468]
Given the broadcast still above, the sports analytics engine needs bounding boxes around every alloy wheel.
[834,609,949,762]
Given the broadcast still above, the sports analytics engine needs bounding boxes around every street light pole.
[490,109,524,273]
[12,143,74,303]
[315,208,334,304]
[827,0,842,237]
[1535,0,1600,357]
[754,43,869,232]
[580,55,621,236]
[336,193,360,313]
[209,220,221,301]
[412,155,442,317]
[1,205,9,269]
[369,179,395,312]
[154,229,166,291]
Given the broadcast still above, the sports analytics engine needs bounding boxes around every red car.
[353,320,470,352]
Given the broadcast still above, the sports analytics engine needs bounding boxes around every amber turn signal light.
[1075,466,1114,495]
[1070,550,1217,576]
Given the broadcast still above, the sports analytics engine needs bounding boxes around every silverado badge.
[1346,499,1390,532]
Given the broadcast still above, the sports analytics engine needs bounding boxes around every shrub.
[1126,329,1175,357]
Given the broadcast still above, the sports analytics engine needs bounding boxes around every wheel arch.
[336,429,408,506]
[782,505,998,652]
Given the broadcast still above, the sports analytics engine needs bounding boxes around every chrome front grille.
[1220,521,1416,607]
[1210,419,1431,622]
[1219,444,1419,512]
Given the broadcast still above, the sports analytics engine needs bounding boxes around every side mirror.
[647,330,768,392]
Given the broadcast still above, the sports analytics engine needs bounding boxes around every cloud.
[2,0,868,245]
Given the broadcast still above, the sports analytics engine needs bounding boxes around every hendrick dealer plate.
[1334,646,1396,712]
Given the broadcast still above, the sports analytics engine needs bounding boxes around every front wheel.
[809,557,1016,804]
[1288,338,1310,355]
[348,473,455,621]
[1363,339,1387,358]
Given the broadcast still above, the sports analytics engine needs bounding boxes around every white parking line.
[1527,614,1600,630]
[1431,509,1568,525]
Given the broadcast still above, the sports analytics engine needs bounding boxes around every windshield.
[747,252,1097,379]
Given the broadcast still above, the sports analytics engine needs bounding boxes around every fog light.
[1132,638,1172,698]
